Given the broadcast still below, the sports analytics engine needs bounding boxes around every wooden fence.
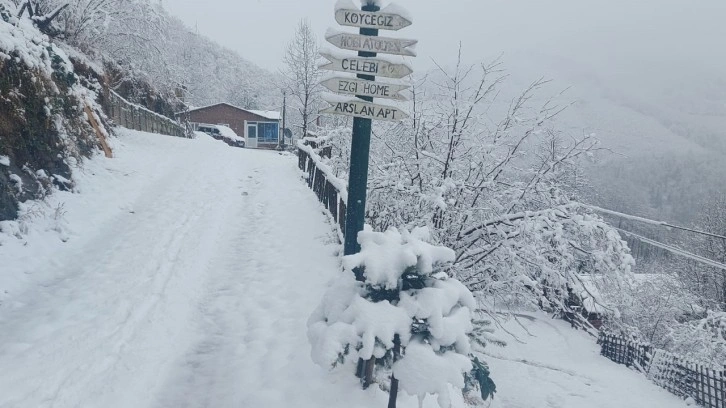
[599,333,725,407]
[297,143,346,240]
[105,90,187,138]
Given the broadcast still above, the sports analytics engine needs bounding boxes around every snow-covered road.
[0,130,382,408]
[0,130,689,408]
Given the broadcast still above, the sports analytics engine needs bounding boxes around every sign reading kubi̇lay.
[321,77,409,101]
[321,99,410,121]
[335,9,412,31]
[326,32,417,57]
[319,53,413,79]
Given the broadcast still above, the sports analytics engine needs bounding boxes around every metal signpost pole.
[344,1,379,387]
[319,0,415,391]
[343,1,379,280]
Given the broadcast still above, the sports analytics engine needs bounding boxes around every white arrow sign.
[321,77,409,101]
[335,9,412,31]
[319,52,413,79]
[321,99,409,122]
[326,32,417,57]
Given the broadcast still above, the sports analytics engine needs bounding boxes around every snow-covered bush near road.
[666,311,726,364]
[310,55,635,326]
[308,226,495,407]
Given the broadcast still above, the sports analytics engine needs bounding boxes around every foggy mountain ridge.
[502,50,726,159]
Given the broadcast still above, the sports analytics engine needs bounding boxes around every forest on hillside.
[7,0,279,110]
[0,0,279,221]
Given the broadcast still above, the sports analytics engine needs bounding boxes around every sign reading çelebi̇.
[319,52,413,79]
[320,1,415,121]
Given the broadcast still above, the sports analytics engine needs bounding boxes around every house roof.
[249,110,282,121]
[185,103,280,121]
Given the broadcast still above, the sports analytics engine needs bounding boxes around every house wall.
[187,104,274,138]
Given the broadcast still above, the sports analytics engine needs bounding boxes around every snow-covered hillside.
[0,131,690,407]
[485,312,688,408]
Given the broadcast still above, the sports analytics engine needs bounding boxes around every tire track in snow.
[0,134,255,408]
[151,159,344,408]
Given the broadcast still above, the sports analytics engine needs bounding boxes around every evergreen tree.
[308,227,495,407]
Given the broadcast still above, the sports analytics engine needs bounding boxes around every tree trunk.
[387,335,401,408]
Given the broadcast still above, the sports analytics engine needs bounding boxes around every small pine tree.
[308,226,496,407]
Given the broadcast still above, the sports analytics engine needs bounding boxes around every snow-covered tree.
[282,18,322,139]
[308,227,495,407]
[667,311,726,364]
[315,51,634,321]
[25,0,279,114]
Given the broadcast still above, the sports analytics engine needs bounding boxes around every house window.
[257,122,279,144]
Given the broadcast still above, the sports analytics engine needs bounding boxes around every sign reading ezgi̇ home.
[321,77,409,101]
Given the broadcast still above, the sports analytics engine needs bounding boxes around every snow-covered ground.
[0,130,688,407]
[484,313,688,408]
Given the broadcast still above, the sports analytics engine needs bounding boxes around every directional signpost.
[321,98,410,120]
[326,32,417,56]
[321,77,409,101]
[335,8,412,31]
[319,52,413,78]
[318,1,415,392]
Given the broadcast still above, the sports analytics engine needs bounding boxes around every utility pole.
[280,90,287,149]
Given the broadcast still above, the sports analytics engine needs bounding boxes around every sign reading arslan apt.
[321,77,409,101]
[321,99,410,121]
[326,32,417,57]
[319,52,413,79]
[335,9,412,31]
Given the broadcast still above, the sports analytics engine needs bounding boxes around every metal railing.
[297,141,346,241]
[105,90,186,138]
[599,333,725,407]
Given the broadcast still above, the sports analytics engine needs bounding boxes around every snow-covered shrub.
[666,311,726,364]
[308,226,495,407]
[310,54,635,322]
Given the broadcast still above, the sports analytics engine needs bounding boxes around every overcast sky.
[165,0,726,75]
[166,0,726,156]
